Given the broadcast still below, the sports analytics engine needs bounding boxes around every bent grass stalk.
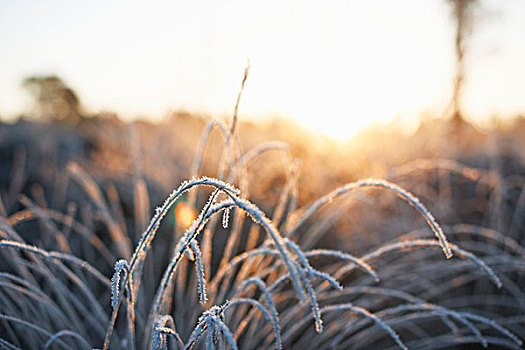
[1,102,523,350]
[287,179,453,259]
[103,178,239,350]
[144,188,317,347]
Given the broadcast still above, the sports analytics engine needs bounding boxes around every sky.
[1,0,524,140]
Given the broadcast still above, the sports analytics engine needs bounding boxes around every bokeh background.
[1,0,524,139]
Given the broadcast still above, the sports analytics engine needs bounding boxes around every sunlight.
[234,4,453,140]
[0,0,524,140]
[174,201,199,230]
[1,2,525,349]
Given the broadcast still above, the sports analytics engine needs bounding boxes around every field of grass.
[0,109,524,349]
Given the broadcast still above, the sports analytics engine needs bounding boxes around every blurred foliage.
[23,75,83,126]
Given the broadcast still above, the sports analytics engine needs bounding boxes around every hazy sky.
[1,0,524,139]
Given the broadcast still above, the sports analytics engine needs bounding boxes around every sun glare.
[174,201,198,230]
[201,1,455,141]
[0,1,524,140]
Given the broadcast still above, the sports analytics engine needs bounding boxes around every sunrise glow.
[1,0,524,140]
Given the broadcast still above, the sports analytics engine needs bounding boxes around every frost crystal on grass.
[190,240,208,305]
[111,259,130,309]
[2,113,521,350]
[222,207,230,229]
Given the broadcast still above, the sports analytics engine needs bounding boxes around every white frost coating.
[111,259,130,309]
[289,178,453,259]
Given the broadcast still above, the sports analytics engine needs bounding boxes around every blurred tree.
[22,75,83,126]
[447,0,479,124]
